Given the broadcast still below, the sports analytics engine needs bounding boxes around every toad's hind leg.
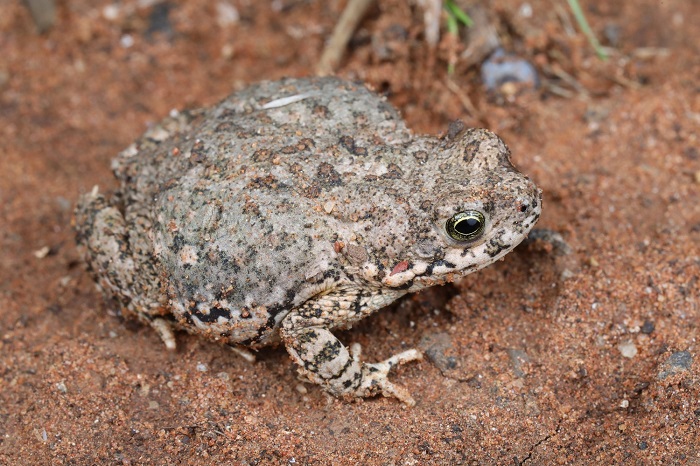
[74,187,176,349]
[280,288,423,406]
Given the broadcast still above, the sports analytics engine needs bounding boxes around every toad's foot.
[150,317,177,350]
[351,343,422,406]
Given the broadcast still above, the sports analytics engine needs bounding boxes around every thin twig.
[544,64,590,97]
[417,0,443,48]
[444,78,481,119]
[316,0,375,76]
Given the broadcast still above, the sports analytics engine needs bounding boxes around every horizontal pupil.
[446,211,485,242]
[456,217,480,234]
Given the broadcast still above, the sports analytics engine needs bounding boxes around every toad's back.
[112,78,414,344]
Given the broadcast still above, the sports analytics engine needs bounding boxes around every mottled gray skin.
[74,77,541,405]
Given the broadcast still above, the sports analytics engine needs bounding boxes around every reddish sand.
[1,0,698,463]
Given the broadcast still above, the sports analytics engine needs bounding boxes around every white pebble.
[618,341,638,359]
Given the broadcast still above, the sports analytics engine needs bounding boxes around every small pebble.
[618,341,637,359]
[25,0,56,33]
[120,34,134,48]
[657,351,693,380]
[103,4,120,21]
[33,246,50,259]
[506,348,530,378]
[640,320,655,334]
[481,48,539,91]
[216,1,240,27]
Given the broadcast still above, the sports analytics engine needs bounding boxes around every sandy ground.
[1,0,699,464]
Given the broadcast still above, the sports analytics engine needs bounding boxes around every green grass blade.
[566,0,609,59]
[445,0,474,28]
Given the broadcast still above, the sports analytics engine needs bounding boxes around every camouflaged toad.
[74,77,541,405]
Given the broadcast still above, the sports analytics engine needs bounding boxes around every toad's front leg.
[280,289,422,405]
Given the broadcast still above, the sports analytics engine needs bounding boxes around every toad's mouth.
[382,261,475,291]
[382,227,536,290]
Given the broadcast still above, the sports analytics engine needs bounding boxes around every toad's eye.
[446,211,486,241]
